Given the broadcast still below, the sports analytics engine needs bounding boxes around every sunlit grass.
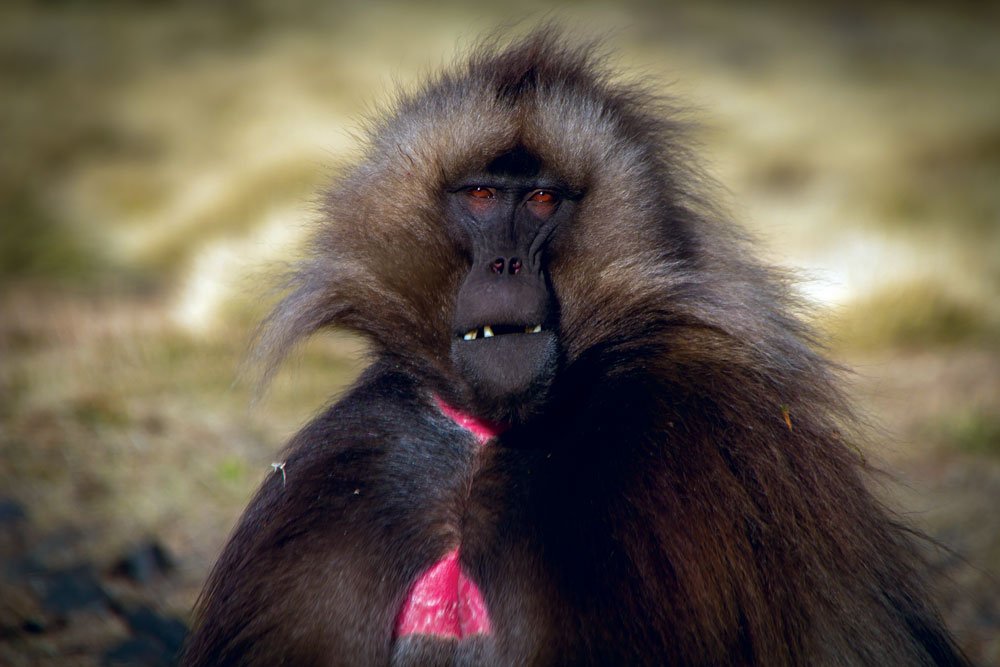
[829,280,1000,350]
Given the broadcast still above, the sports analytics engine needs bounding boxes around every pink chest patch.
[393,397,504,640]
[434,396,508,444]
[394,549,491,638]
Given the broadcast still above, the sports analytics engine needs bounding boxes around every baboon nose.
[489,257,524,275]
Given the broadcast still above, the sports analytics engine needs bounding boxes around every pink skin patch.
[434,396,508,445]
[394,549,492,638]
[393,397,502,640]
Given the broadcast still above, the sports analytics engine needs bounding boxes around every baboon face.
[268,36,683,425]
[446,146,580,418]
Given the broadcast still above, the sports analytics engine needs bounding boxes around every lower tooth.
[463,330,477,340]
[483,326,494,338]
[528,325,542,333]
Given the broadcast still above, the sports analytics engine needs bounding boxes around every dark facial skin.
[446,152,578,422]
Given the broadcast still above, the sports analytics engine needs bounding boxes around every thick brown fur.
[184,29,967,666]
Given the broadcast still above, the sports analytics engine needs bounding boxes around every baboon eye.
[467,186,496,199]
[528,190,555,204]
[526,190,558,218]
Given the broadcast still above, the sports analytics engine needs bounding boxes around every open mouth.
[461,324,544,340]
[450,324,559,421]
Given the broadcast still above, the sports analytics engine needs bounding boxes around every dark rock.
[101,605,187,666]
[0,498,27,525]
[102,636,175,667]
[39,564,108,616]
[111,540,174,584]
[21,617,46,634]
[0,497,29,562]
[121,605,187,656]
[3,554,49,594]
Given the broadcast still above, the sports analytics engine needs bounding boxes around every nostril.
[509,258,522,275]
[491,258,505,274]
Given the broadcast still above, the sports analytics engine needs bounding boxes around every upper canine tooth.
[483,325,494,338]
[528,325,542,333]
[463,330,477,340]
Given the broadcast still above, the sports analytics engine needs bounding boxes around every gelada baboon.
[183,29,966,666]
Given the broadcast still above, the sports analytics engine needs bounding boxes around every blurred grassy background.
[1,1,998,664]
